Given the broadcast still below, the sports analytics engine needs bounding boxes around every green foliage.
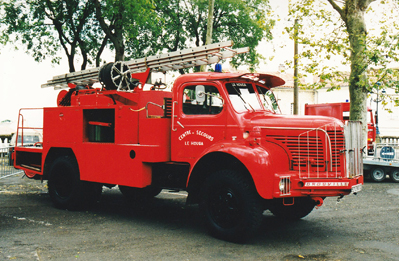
[93,0,160,61]
[1,0,59,62]
[285,0,350,91]
[0,0,104,72]
[126,0,274,71]
[0,0,273,72]
[286,0,399,97]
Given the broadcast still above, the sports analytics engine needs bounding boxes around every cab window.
[256,85,281,114]
[182,85,223,115]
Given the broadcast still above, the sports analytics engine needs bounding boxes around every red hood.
[244,112,344,130]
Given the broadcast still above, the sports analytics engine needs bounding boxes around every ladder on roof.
[42,41,249,89]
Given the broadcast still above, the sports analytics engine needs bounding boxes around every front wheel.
[269,197,316,220]
[199,170,263,242]
[371,167,386,182]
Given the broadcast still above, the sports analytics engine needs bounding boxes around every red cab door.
[171,83,226,161]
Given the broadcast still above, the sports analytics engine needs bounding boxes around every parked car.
[8,132,43,166]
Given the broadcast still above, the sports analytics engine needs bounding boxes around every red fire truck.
[305,102,376,154]
[12,42,363,242]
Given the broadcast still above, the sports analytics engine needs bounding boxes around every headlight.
[279,176,291,195]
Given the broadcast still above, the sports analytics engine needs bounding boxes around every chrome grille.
[264,123,345,178]
[272,135,325,170]
[327,130,345,170]
[262,122,362,179]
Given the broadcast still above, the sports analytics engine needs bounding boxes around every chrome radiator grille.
[263,122,362,179]
[264,123,350,178]
[327,130,345,170]
[271,135,326,170]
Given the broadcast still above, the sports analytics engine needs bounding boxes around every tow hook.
[337,194,344,203]
[312,197,324,207]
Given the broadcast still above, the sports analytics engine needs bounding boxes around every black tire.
[99,63,117,90]
[269,197,315,220]
[199,170,263,242]
[48,156,102,210]
[371,167,386,182]
[119,185,162,203]
[390,169,399,183]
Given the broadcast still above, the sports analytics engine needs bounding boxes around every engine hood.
[243,112,344,130]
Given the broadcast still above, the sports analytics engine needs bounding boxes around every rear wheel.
[269,197,315,220]
[199,170,263,242]
[371,167,386,182]
[48,156,102,210]
[390,169,399,183]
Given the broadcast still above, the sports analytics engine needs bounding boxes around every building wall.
[273,87,315,115]
[272,85,399,137]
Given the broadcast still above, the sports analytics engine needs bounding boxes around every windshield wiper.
[231,85,254,112]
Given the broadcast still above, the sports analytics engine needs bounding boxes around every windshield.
[256,85,281,114]
[17,135,40,144]
[225,82,280,113]
[225,82,262,112]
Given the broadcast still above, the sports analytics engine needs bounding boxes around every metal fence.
[0,145,23,179]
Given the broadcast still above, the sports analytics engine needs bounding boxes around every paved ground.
[1,174,399,261]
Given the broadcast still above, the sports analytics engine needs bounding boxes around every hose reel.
[98,61,138,91]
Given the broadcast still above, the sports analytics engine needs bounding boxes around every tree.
[0,0,103,72]
[92,0,160,62]
[327,0,374,126]
[1,0,274,73]
[145,0,274,71]
[287,0,399,146]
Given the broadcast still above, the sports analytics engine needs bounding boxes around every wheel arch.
[186,141,290,203]
[187,151,253,204]
[43,147,77,179]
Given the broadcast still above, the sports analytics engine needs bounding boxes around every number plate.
[351,184,363,194]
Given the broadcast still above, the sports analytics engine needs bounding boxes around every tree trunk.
[345,5,369,148]
[200,0,215,72]
[114,8,125,62]
[114,35,125,62]
[328,0,375,149]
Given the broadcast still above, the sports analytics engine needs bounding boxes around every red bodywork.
[14,72,363,203]
[305,102,376,153]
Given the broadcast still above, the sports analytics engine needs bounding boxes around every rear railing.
[15,108,43,148]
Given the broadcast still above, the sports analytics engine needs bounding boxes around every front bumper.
[273,174,364,198]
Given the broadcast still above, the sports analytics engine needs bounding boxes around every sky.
[0,47,68,124]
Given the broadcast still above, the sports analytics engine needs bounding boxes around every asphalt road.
[1,174,398,261]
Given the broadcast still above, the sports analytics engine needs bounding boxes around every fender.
[188,140,290,199]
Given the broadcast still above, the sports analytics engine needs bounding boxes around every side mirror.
[196,85,206,104]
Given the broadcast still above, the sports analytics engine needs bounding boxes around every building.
[270,71,399,137]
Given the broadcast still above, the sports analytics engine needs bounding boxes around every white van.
[10,131,43,147]
[8,131,43,165]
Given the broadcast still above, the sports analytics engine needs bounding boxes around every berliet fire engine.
[12,41,363,242]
